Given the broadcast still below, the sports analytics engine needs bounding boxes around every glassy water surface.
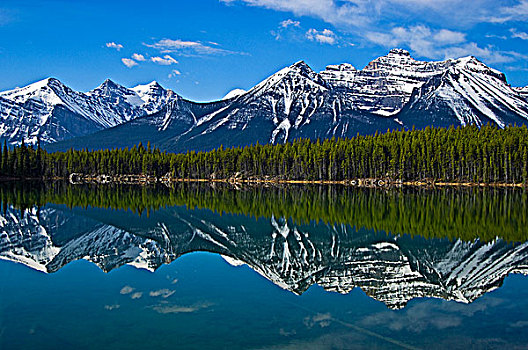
[1,183,528,349]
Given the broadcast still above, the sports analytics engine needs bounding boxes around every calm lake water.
[1,183,528,349]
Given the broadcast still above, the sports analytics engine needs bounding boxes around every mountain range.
[1,49,527,152]
[1,202,527,309]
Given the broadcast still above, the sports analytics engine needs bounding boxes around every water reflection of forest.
[1,181,526,242]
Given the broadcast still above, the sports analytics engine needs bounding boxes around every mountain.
[46,49,528,153]
[1,202,527,309]
[0,78,178,145]
[222,88,247,100]
[3,49,528,151]
[514,86,528,102]
[398,57,528,128]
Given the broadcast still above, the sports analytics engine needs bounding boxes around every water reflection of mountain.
[1,183,527,309]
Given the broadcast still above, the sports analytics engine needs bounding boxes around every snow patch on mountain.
[222,89,247,100]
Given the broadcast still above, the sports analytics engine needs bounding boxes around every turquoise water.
[2,255,528,350]
[2,254,528,349]
[1,184,528,349]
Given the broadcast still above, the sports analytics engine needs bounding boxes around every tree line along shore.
[1,124,528,185]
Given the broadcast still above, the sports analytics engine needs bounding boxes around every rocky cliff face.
[320,48,453,116]
[514,86,528,103]
[1,204,526,309]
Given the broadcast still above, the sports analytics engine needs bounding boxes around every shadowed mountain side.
[45,99,231,152]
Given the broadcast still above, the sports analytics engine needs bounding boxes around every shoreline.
[1,174,525,188]
[66,173,526,188]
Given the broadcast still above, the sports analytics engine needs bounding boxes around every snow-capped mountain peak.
[0,77,66,105]
[248,60,328,97]
[88,79,145,107]
[324,63,357,72]
[0,78,180,146]
[131,81,164,99]
[131,81,180,114]
[453,55,507,81]
[222,88,247,100]
[388,48,411,56]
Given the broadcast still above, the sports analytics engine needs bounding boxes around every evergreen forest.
[1,125,528,184]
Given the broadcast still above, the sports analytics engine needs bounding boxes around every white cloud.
[487,0,528,23]
[151,55,179,65]
[511,28,528,40]
[168,69,182,78]
[485,34,508,40]
[303,313,333,328]
[220,0,527,63]
[132,53,146,61]
[280,19,300,28]
[121,58,138,68]
[220,0,369,28]
[366,25,440,58]
[272,19,303,40]
[106,42,123,51]
[146,39,240,56]
[306,28,338,44]
[365,25,523,64]
[220,0,498,29]
[433,29,466,45]
[442,42,526,63]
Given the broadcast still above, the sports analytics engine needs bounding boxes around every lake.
[1,182,527,349]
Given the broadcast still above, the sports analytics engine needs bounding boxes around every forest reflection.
[1,181,526,242]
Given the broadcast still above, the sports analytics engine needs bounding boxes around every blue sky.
[0,0,527,101]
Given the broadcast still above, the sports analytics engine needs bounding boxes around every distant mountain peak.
[324,63,357,72]
[222,88,246,100]
[453,55,507,82]
[134,80,162,90]
[132,81,165,97]
[389,48,411,56]
[147,80,162,87]
[290,60,310,69]
[100,78,120,87]
[0,76,65,105]
[288,61,320,78]
[91,78,128,92]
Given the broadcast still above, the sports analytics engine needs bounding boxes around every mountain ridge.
[0,77,180,146]
[2,49,527,151]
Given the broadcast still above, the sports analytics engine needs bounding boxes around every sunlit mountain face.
[1,182,526,310]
